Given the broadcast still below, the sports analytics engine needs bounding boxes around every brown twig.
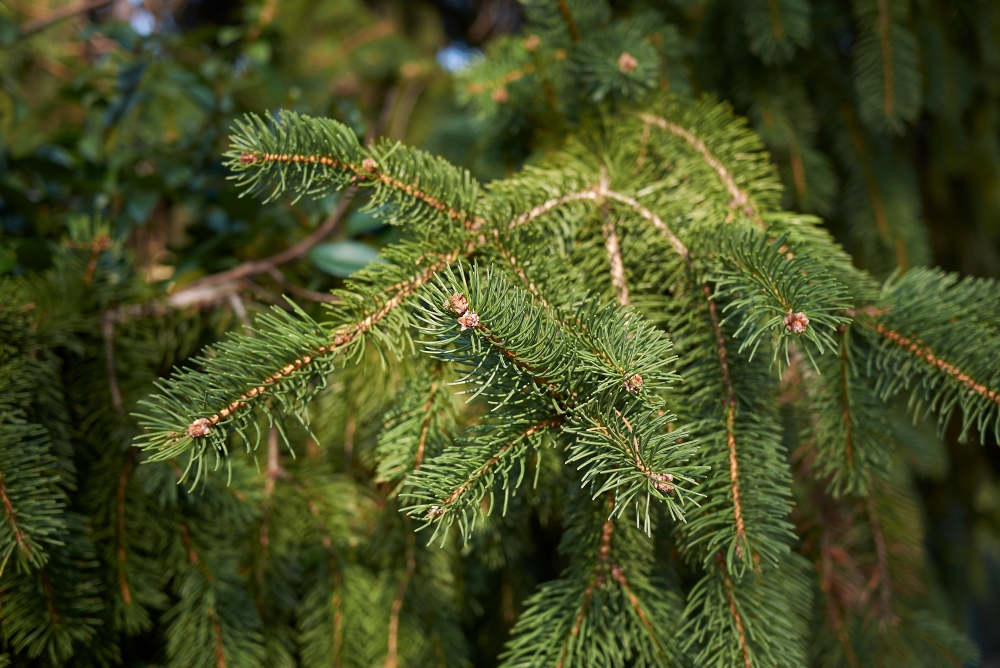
[384,526,416,668]
[554,0,581,41]
[600,206,630,307]
[176,193,354,294]
[19,0,113,37]
[638,113,764,227]
[266,268,339,303]
[101,311,124,414]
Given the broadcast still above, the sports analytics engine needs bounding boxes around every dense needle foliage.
[1,1,999,667]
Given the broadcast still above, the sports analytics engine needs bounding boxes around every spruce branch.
[227,112,482,231]
[0,422,66,571]
[714,228,853,371]
[638,108,771,227]
[859,268,1000,441]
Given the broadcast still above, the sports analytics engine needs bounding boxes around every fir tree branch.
[555,513,615,668]
[715,554,752,668]
[383,527,416,668]
[178,522,228,668]
[869,322,1000,406]
[704,282,749,554]
[866,492,895,626]
[555,0,582,41]
[638,112,764,226]
[115,455,134,607]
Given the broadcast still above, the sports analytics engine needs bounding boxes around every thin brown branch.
[838,335,856,473]
[876,0,895,119]
[183,250,461,438]
[179,522,226,668]
[555,0,581,41]
[177,193,354,293]
[414,366,443,471]
[866,493,895,627]
[869,322,999,405]
[638,112,764,227]
[703,283,748,551]
[600,207,631,307]
[439,418,562,509]
[19,0,112,37]
[242,151,484,230]
[556,513,615,668]
[0,468,32,561]
[509,184,690,262]
[716,554,752,668]
[116,454,135,606]
[384,527,417,668]
[267,268,339,303]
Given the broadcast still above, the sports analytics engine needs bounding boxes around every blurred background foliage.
[1,0,999,665]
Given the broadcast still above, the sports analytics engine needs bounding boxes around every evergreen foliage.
[1,1,999,667]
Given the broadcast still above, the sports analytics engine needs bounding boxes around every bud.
[618,52,639,74]
[491,87,509,103]
[624,374,644,394]
[239,152,259,165]
[361,157,378,173]
[442,292,469,315]
[784,311,810,334]
[457,311,480,331]
[187,418,212,438]
[523,34,541,52]
[427,506,445,519]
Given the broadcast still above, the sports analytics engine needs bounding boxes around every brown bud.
[784,311,810,334]
[442,292,469,315]
[624,374,644,394]
[618,52,639,74]
[239,152,259,165]
[457,311,480,331]
[523,34,541,52]
[491,87,509,103]
[427,506,445,519]
[553,49,567,60]
[361,157,378,173]
[187,418,212,438]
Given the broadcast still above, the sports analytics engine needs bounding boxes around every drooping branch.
[238,151,483,230]
[431,418,562,514]
[638,112,764,226]
[183,249,461,437]
[868,322,1000,405]
[555,0,582,42]
[715,553,752,668]
[383,527,416,668]
[703,283,748,551]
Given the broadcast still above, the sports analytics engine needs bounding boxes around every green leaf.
[308,240,382,277]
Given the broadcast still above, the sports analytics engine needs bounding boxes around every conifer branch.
[383,528,416,668]
[866,492,895,625]
[555,0,582,41]
[869,322,1000,406]
[638,112,764,226]
[555,513,615,668]
[715,554,752,668]
[115,456,134,607]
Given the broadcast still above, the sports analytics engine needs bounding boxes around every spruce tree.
[1,1,998,667]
